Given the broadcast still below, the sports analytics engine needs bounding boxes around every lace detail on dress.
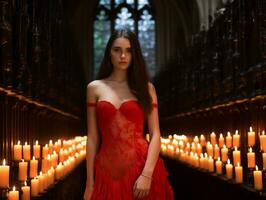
[97,110,137,180]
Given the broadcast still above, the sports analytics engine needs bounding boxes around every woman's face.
[110,37,132,71]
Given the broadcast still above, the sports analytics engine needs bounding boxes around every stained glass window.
[93,0,155,78]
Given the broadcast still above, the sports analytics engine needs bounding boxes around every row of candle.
[0,136,87,200]
[161,130,265,191]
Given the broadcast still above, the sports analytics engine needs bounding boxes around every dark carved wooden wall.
[0,0,85,162]
[155,0,266,136]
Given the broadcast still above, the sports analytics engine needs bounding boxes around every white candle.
[30,156,38,178]
[260,131,266,152]
[226,132,232,148]
[19,159,28,181]
[233,146,241,166]
[226,159,233,179]
[248,127,255,146]
[21,181,30,200]
[219,133,224,148]
[23,142,31,161]
[233,130,240,148]
[42,144,49,159]
[31,178,39,197]
[263,153,266,170]
[208,156,214,172]
[0,159,9,188]
[33,140,40,159]
[14,141,22,161]
[210,132,216,146]
[207,143,213,157]
[8,186,19,200]
[48,140,53,154]
[221,145,228,162]
[253,165,263,190]
[200,134,206,147]
[235,163,243,183]
[214,144,220,159]
[215,157,222,175]
[247,147,255,168]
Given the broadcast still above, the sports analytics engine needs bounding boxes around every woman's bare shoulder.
[87,80,105,89]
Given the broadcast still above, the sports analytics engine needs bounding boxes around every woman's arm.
[141,82,161,177]
[84,81,100,199]
[133,82,161,199]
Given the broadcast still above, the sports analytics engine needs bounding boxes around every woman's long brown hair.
[96,29,152,117]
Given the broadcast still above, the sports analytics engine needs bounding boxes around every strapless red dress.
[87,100,174,200]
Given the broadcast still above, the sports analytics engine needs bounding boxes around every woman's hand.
[133,174,152,199]
[83,185,93,200]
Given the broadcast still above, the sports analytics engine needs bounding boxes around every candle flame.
[249,147,253,153]
[25,142,27,145]
[40,171,42,176]
[211,132,215,135]
[18,141,21,145]
[12,186,16,191]
[263,131,265,135]
[237,162,240,167]
[22,159,24,162]
[250,127,253,132]
[45,144,48,147]
[256,165,258,171]
[235,130,238,135]
[227,159,230,164]
[234,146,237,151]
[33,156,35,160]
[24,181,27,186]
[223,144,226,148]
[227,131,231,136]
[219,133,223,138]
[49,140,53,144]
[3,159,6,165]
[218,157,220,161]
[35,140,39,145]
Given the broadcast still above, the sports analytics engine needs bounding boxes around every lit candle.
[200,134,206,147]
[218,133,224,148]
[48,140,53,154]
[233,130,240,148]
[208,156,214,172]
[196,143,202,155]
[253,165,263,190]
[21,181,30,200]
[8,186,19,200]
[31,178,39,197]
[42,144,49,159]
[207,143,213,157]
[221,145,228,162]
[247,147,255,168]
[263,153,266,170]
[19,159,28,181]
[13,141,22,161]
[210,132,216,146]
[233,146,241,166]
[248,127,255,146]
[259,131,266,152]
[226,159,233,179]
[33,140,40,159]
[0,159,9,188]
[226,132,232,148]
[214,144,220,159]
[30,156,38,178]
[146,133,150,142]
[215,157,222,175]
[235,162,243,183]
[23,142,31,161]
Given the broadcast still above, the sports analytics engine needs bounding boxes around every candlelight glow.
[249,147,253,153]
[256,165,258,171]
[12,186,16,191]
[3,159,6,165]
[18,141,21,145]
[35,140,39,145]
[235,130,238,135]
[227,159,230,164]
[250,127,253,132]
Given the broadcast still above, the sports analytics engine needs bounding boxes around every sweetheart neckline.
[97,99,139,110]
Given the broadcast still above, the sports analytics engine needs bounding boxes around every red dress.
[87,100,174,200]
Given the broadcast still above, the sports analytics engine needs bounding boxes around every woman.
[84,29,174,200]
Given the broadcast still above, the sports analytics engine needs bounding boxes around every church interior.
[0,0,266,199]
